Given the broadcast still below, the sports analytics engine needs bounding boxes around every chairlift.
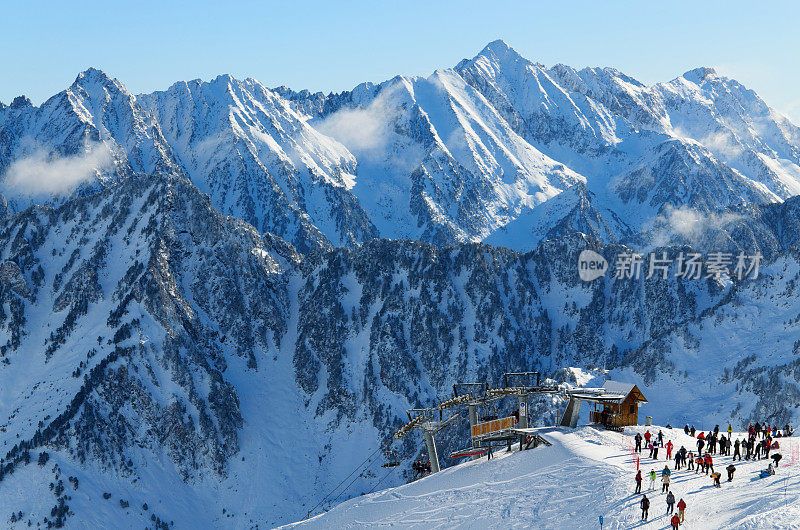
[382,448,401,468]
[450,447,488,459]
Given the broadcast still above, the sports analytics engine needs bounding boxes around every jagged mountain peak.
[467,38,543,72]
[479,39,526,60]
[70,67,128,96]
[680,66,719,84]
[74,66,112,82]
[8,95,33,109]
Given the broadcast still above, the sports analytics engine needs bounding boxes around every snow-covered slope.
[139,76,377,252]
[0,69,181,210]
[289,425,800,529]
[307,69,582,244]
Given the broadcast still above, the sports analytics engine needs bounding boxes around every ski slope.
[286,425,800,529]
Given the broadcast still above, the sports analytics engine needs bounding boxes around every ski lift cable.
[321,438,422,515]
[369,439,425,495]
[305,445,384,519]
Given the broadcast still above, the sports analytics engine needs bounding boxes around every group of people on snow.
[633,422,791,526]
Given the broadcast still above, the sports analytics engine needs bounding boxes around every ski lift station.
[386,374,646,480]
[392,372,556,474]
[560,380,648,430]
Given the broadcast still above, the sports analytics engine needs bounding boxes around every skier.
[684,424,690,435]
[635,469,642,494]
[634,432,642,453]
[652,444,659,460]
[694,456,703,474]
[677,498,687,523]
[665,440,674,459]
[644,430,652,446]
[687,450,695,470]
[671,513,680,530]
[705,453,714,475]
[661,473,670,493]
[649,469,656,490]
[658,430,664,447]
[674,450,681,470]
[726,463,736,481]
[641,495,650,521]
[690,425,696,437]
[733,438,741,461]
[754,439,762,460]
[487,445,493,460]
[712,471,721,488]
[666,490,675,514]
[697,437,705,455]
[727,423,733,437]
[772,453,783,468]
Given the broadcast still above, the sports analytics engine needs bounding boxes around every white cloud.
[666,206,741,238]
[312,85,402,155]
[649,205,742,248]
[671,126,744,160]
[3,142,112,196]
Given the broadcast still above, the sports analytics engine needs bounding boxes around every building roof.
[603,380,647,403]
[566,380,648,404]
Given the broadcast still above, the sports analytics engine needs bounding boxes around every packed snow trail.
[285,426,800,529]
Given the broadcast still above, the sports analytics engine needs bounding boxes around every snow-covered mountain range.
[2,41,800,527]
[4,40,800,252]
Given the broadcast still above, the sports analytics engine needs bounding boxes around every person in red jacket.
[635,469,642,494]
[644,430,652,445]
[705,453,714,475]
[671,513,680,529]
[677,498,687,522]
[665,440,674,459]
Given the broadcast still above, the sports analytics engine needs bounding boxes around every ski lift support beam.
[503,371,541,389]
[394,408,461,474]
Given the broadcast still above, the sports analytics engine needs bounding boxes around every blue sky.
[3,1,799,122]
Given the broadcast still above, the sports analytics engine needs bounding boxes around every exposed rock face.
[1,261,30,299]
